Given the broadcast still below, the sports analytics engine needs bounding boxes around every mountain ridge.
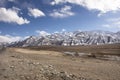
[9,30,120,47]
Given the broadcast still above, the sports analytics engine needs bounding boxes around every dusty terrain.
[25,44,120,56]
[0,47,120,80]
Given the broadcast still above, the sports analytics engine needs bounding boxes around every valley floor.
[0,48,120,80]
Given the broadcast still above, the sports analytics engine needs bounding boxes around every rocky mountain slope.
[10,31,120,47]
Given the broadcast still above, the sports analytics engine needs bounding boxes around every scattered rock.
[10,66,15,69]
[3,75,9,78]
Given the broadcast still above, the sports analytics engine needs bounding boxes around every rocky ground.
[0,48,120,80]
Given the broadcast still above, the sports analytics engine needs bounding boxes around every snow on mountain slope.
[9,31,120,47]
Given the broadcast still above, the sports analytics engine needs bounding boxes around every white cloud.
[50,5,75,18]
[103,18,120,28]
[28,8,45,18]
[54,31,59,33]
[8,0,15,2]
[51,0,120,15]
[0,7,30,25]
[11,6,21,13]
[114,21,120,25]
[107,18,120,22]
[62,29,66,32]
[0,35,22,43]
[36,30,50,36]
[102,24,111,28]
[54,29,67,33]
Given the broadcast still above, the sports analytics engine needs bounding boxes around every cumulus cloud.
[50,5,75,18]
[103,18,120,28]
[28,8,45,18]
[36,30,50,36]
[0,35,22,43]
[51,0,120,15]
[0,7,30,25]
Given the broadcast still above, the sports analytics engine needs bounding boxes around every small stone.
[4,75,8,78]
[60,71,65,74]
[26,76,30,79]
[79,77,87,80]
[20,75,24,78]
[10,66,15,68]
[28,62,33,65]
[1,68,6,71]
[11,55,15,57]
[36,62,40,65]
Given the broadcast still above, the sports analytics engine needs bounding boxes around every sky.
[0,0,120,42]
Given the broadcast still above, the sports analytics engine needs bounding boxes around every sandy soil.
[0,48,120,80]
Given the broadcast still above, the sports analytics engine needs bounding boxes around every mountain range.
[9,30,120,47]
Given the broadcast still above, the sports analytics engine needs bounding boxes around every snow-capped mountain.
[9,31,120,47]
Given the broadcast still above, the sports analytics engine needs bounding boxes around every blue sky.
[0,0,120,42]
